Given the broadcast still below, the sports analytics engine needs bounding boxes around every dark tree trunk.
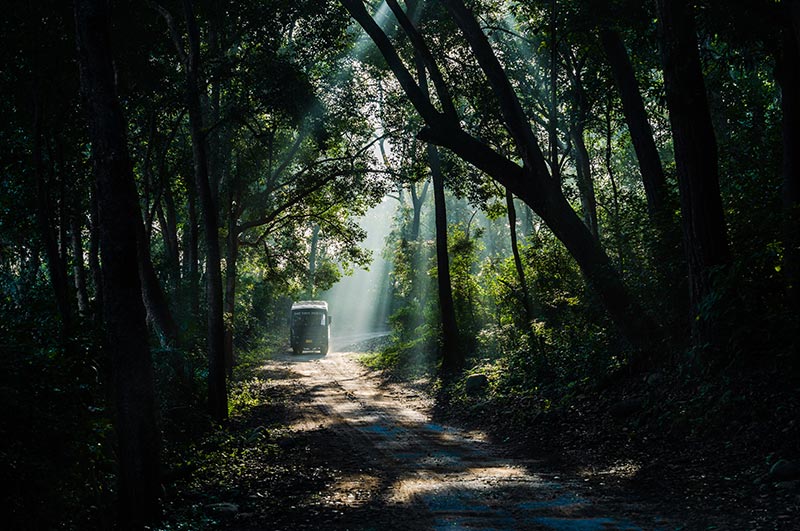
[599,28,670,225]
[777,0,800,352]
[307,224,320,298]
[183,0,227,422]
[410,179,429,241]
[430,144,462,372]
[404,0,461,371]
[570,123,599,240]
[605,104,625,273]
[184,167,200,318]
[157,193,181,295]
[89,183,103,315]
[33,97,72,335]
[506,189,532,323]
[136,220,179,346]
[224,223,238,377]
[564,53,598,239]
[74,0,161,525]
[222,139,239,377]
[548,0,560,182]
[656,0,731,346]
[70,214,90,315]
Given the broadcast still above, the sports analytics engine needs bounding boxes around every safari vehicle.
[290,300,331,355]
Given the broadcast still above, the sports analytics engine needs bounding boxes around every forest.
[1,0,798,529]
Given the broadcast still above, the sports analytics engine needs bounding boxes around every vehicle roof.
[291,300,328,311]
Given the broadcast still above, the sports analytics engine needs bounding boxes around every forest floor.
[162,339,799,531]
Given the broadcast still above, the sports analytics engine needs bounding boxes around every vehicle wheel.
[292,345,302,355]
[320,343,328,356]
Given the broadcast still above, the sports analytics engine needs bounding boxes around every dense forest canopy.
[1,0,798,529]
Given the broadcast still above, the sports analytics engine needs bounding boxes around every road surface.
[231,338,673,531]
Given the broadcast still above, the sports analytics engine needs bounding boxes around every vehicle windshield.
[292,310,326,328]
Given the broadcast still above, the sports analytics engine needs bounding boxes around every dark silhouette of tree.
[74,0,161,524]
[656,0,731,348]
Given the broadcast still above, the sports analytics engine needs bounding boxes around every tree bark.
[74,0,161,525]
[777,0,800,352]
[430,143,462,372]
[70,214,90,315]
[570,123,599,240]
[184,166,200,318]
[549,0,560,182]
[599,28,670,225]
[307,224,320,298]
[402,0,462,371]
[409,179,429,241]
[137,219,179,346]
[157,195,180,295]
[656,0,731,346]
[33,96,72,335]
[183,0,227,421]
[506,189,532,323]
[224,221,238,377]
[89,183,103,316]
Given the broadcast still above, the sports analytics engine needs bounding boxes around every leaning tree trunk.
[342,0,660,354]
[74,0,161,526]
[183,0,227,422]
[656,0,731,348]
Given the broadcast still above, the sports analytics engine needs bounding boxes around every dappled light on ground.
[234,349,669,530]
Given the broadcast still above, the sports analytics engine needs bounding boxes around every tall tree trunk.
[777,0,800,357]
[307,224,320,298]
[599,28,670,225]
[33,96,71,335]
[409,179,429,241]
[656,0,731,346]
[224,221,238,377]
[70,214,90,315]
[137,220,179,346]
[605,104,625,274]
[89,183,103,315]
[74,0,161,525]
[184,167,200,318]
[430,143,462,372]
[157,195,181,295]
[570,123,599,239]
[183,0,227,422]
[506,189,532,323]
[405,0,461,371]
[548,0,560,182]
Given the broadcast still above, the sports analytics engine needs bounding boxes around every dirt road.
[233,343,672,531]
